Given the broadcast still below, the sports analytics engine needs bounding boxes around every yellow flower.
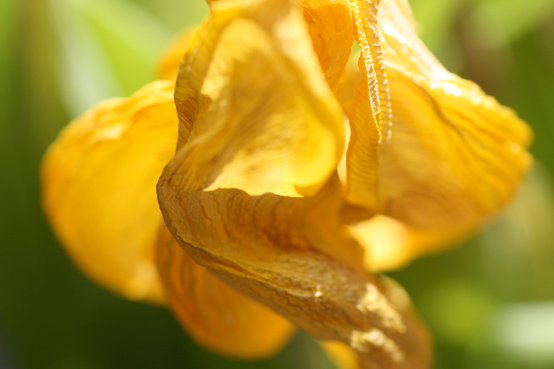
[41,0,531,368]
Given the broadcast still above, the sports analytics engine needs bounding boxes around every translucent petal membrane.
[349,215,467,271]
[156,226,295,358]
[172,0,344,198]
[42,81,177,302]
[344,0,532,233]
[158,0,431,367]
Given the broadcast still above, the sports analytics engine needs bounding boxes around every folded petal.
[158,173,432,368]
[343,0,392,211]
[343,0,532,235]
[156,226,295,358]
[42,81,177,302]
[173,0,345,198]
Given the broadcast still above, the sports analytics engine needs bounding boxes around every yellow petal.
[344,0,532,234]
[41,81,177,302]
[173,0,344,198]
[156,226,295,358]
[157,28,198,81]
[374,0,532,230]
[349,215,467,271]
[158,169,432,368]
[299,0,353,90]
[339,202,466,271]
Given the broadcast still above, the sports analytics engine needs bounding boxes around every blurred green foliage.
[1,0,553,368]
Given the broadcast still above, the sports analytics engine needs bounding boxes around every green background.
[1,0,554,368]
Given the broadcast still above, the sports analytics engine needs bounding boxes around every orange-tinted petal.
[156,226,295,358]
[42,81,177,302]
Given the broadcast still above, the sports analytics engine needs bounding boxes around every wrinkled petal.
[42,81,177,302]
[299,0,353,90]
[159,172,431,369]
[344,0,531,234]
[156,226,295,358]
[173,0,345,198]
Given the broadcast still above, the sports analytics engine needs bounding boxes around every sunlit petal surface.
[373,0,532,230]
[172,0,344,198]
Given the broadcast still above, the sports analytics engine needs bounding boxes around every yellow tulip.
[41,0,531,368]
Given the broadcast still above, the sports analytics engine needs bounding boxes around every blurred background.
[1,0,554,368]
